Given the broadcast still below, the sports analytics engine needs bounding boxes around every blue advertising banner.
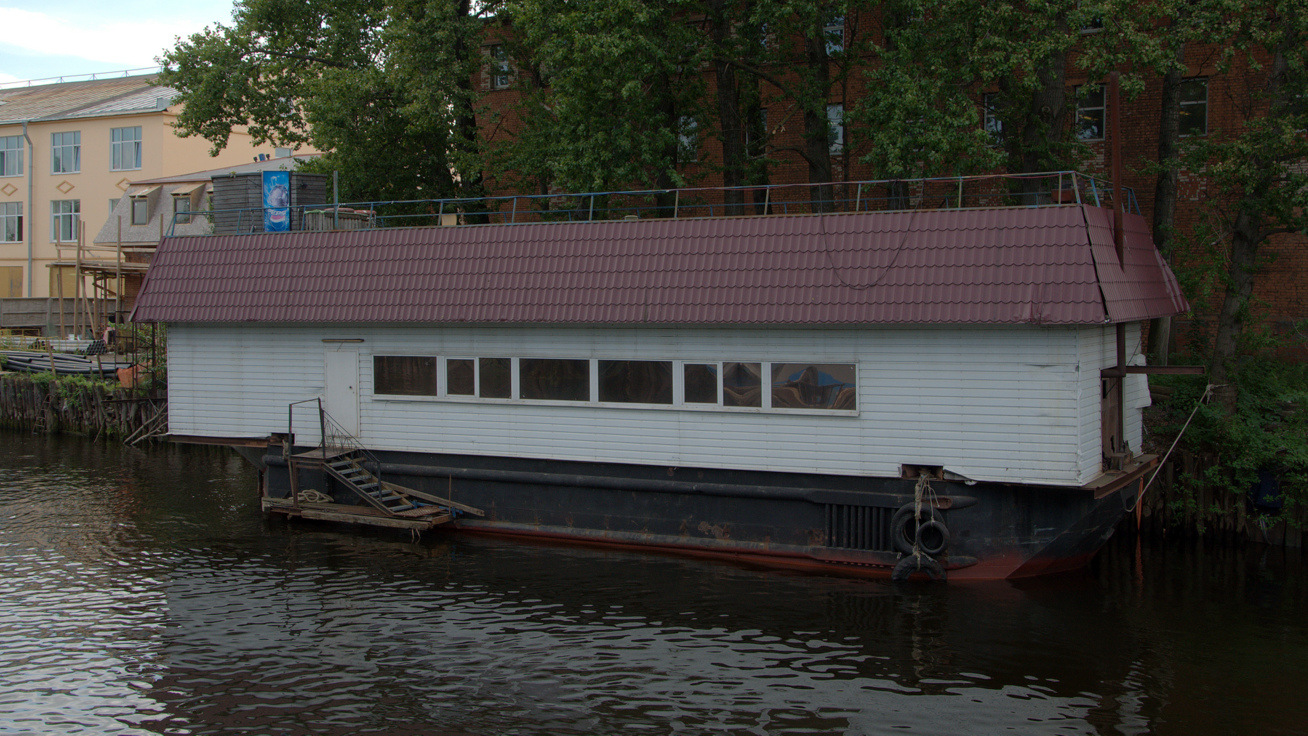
[263,170,290,232]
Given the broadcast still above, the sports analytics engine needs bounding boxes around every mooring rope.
[1125,382,1218,513]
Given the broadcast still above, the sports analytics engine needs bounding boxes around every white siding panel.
[1074,323,1149,484]
[169,323,1100,485]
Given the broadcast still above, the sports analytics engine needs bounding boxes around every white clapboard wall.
[167,322,1147,487]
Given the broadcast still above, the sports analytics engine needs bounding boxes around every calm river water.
[0,430,1305,736]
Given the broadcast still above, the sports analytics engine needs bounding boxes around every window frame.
[1075,85,1106,142]
[371,355,858,415]
[110,126,142,171]
[0,202,21,243]
[130,197,149,226]
[827,103,845,155]
[50,199,80,243]
[0,135,22,178]
[1178,78,1208,137]
[51,131,80,174]
[487,44,512,90]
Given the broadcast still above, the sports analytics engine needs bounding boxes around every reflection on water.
[0,431,1305,735]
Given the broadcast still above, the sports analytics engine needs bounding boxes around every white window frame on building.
[51,131,80,174]
[111,126,143,171]
[827,103,845,155]
[1076,85,1106,141]
[0,136,22,177]
[983,93,1004,143]
[0,202,21,242]
[824,15,845,54]
[1179,78,1208,137]
[678,116,699,163]
[50,199,80,243]
[488,44,512,90]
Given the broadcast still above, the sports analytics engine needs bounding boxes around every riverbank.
[0,372,166,442]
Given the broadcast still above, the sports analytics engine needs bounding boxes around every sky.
[0,0,236,86]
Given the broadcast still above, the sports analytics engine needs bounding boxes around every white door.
[324,347,360,437]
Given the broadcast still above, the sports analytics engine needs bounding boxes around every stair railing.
[318,405,384,488]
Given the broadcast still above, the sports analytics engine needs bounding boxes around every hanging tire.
[915,519,950,557]
[891,553,947,582]
[890,503,944,555]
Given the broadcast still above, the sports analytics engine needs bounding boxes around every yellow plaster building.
[0,73,294,299]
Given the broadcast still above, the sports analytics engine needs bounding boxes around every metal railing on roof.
[166,171,1140,237]
[0,66,161,89]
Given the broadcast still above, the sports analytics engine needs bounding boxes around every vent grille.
[825,504,893,551]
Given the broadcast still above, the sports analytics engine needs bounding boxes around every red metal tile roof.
[131,205,1188,326]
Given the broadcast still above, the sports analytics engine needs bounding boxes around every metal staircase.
[273,399,482,529]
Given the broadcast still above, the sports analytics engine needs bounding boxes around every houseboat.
[131,175,1188,580]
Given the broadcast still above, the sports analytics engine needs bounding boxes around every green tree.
[158,0,492,204]
[1180,0,1308,411]
[495,0,706,212]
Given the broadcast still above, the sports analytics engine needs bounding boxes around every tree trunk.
[1210,204,1261,412]
[707,0,746,215]
[802,21,833,211]
[1148,39,1186,364]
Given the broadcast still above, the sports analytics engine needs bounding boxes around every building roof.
[0,75,176,125]
[130,154,322,185]
[131,205,1188,326]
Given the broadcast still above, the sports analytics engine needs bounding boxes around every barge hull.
[261,447,1142,581]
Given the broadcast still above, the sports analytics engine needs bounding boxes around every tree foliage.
[158,0,492,203]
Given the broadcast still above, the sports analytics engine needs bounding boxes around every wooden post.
[116,217,123,336]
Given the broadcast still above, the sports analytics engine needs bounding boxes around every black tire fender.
[890,503,944,555]
[891,553,947,582]
[915,519,950,557]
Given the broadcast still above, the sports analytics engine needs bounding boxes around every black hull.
[259,447,1141,581]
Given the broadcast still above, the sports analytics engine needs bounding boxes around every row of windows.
[0,127,142,178]
[373,356,858,412]
[0,199,83,243]
[984,79,1208,144]
[0,192,202,243]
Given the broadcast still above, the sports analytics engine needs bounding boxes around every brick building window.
[678,116,699,163]
[1076,85,1105,141]
[824,15,845,54]
[0,136,22,177]
[50,199,79,242]
[111,126,142,170]
[51,132,80,174]
[1179,78,1208,136]
[827,103,845,154]
[0,202,21,242]
[488,44,512,90]
[983,93,1004,143]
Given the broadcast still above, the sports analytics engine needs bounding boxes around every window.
[0,136,22,177]
[275,147,293,158]
[173,195,192,225]
[683,363,719,404]
[983,93,1004,143]
[827,104,845,154]
[746,108,768,154]
[131,197,149,226]
[51,132,80,174]
[479,357,512,398]
[599,360,673,404]
[678,116,698,163]
[1179,78,1208,136]
[520,358,589,401]
[824,15,845,54]
[50,200,79,242]
[0,202,21,242]
[111,126,142,171]
[488,44,512,90]
[1076,85,1106,141]
[446,358,475,395]
[723,362,762,407]
[771,363,857,410]
[374,356,439,396]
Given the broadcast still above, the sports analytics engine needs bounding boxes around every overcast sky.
[0,0,235,85]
